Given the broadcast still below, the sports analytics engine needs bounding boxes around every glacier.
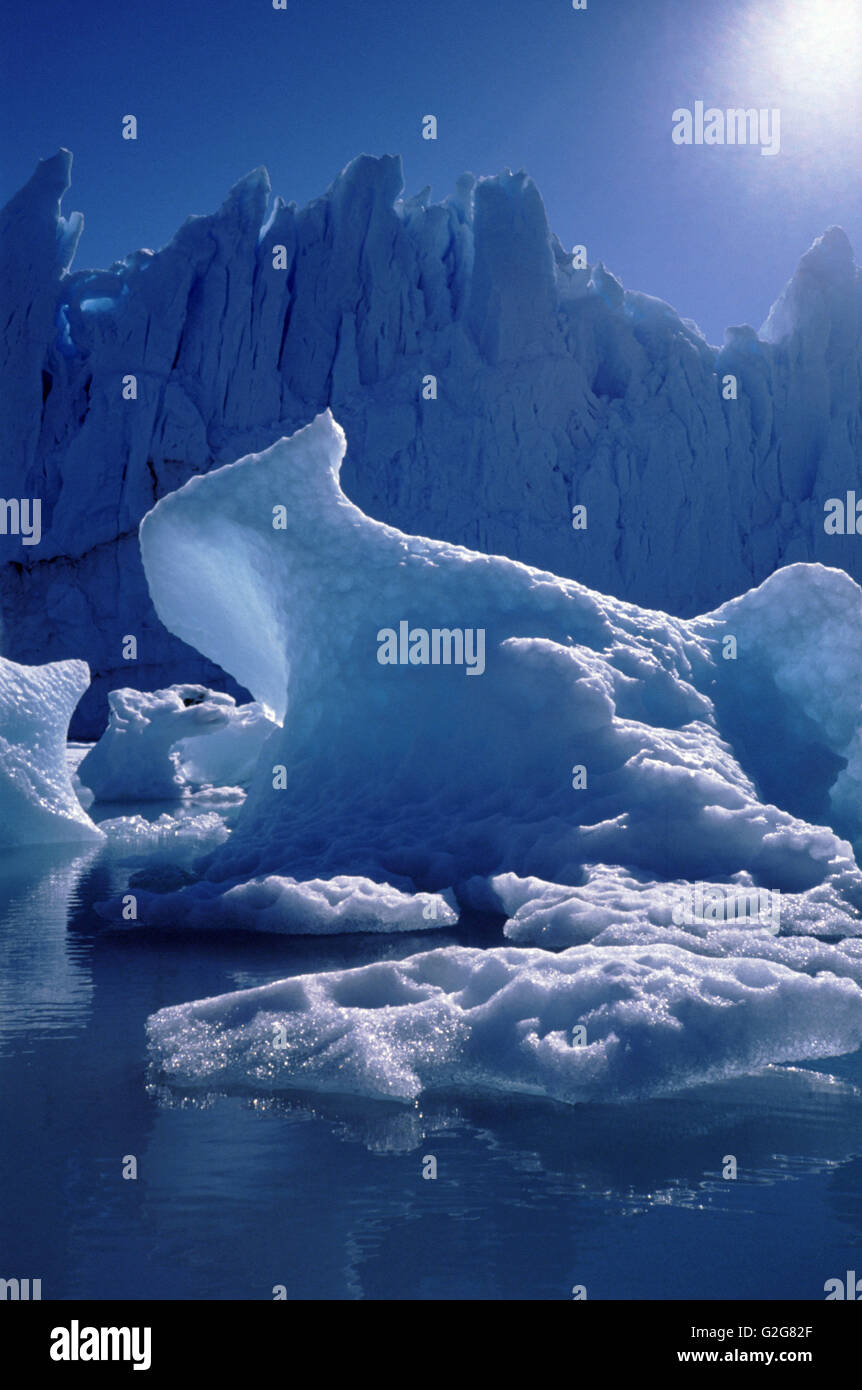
[2,150,861,736]
[129,410,862,1102]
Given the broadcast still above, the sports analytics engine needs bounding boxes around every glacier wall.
[2,149,861,734]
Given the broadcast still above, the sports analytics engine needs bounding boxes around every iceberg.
[0,654,103,847]
[137,412,862,909]
[2,152,860,736]
[135,411,862,1094]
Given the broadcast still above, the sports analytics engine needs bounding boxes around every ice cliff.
[2,150,861,735]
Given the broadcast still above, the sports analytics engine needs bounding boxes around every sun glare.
[738,0,861,104]
[705,0,862,178]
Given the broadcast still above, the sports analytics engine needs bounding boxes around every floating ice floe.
[147,937,862,1105]
[0,655,104,847]
[465,864,862,949]
[97,810,231,853]
[77,684,277,802]
[103,875,456,934]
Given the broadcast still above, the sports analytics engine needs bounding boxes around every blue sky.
[2,0,860,344]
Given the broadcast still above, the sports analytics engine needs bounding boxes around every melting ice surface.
[116,411,862,1106]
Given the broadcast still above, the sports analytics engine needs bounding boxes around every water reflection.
[0,842,99,1052]
[1,830,861,1299]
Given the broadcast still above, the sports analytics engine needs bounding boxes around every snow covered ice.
[147,938,862,1106]
[77,684,277,801]
[0,655,104,847]
[133,411,862,1101]
[3,148,862,1105]
[109,876,457,936]
[173,697,277,792]
[137,412,862,901]
[2,151,861,736]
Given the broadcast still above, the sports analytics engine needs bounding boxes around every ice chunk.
[77,684,272,802]
[136,412,862,1079]
[0,655,103,847]
[97,810,230,853]
[475,865,862,949]
[174,699,277,790]
[146,938,862,1104]
[100,875,457,935]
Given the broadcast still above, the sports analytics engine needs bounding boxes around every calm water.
[1,805,862,1301]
